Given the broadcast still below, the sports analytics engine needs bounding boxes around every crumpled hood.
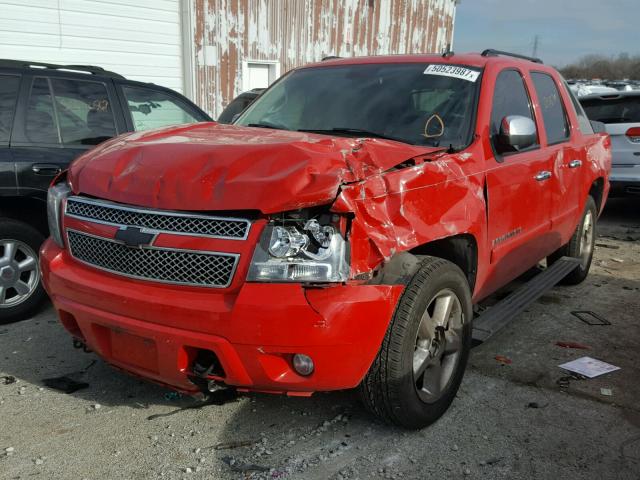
[68,122,441,213]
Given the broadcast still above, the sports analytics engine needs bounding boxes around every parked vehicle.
[41,50,610,428]
[217,88,264,124]
[573,84,619,97]
[581,91,640,196]
[604,81,634,92]
[0,59,211,323]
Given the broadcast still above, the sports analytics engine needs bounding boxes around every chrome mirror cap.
[499,115,537,149]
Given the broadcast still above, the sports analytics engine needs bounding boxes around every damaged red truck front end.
[40,124,424,395]
[41,53,610,428]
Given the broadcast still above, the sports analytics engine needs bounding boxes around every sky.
[454,0,640,67]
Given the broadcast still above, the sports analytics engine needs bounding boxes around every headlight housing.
[47,180,71,248]
[248,217,350,283]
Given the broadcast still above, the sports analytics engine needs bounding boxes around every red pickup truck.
[40,51,611,429]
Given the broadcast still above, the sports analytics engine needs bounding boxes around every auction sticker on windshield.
[424,64,480,82]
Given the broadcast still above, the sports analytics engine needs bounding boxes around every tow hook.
[189,349,229,395]
[72,339,92,353]
[205,380,226,392]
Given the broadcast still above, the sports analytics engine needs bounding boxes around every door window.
[531,72,570,144]
[25,77,116,146]
[491,70,538,155]
[51,78,116,145]
[25,78,60,144]
[122,86,201,131]
[0,75,20,144]
[562,80,593,135]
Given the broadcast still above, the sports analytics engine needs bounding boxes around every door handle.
[31,164,62,176]
[567,159,582,169]
[534,171,552,181]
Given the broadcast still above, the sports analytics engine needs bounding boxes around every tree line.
[559,53,640,80]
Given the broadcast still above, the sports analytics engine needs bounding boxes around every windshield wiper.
[247,122,289,130]
[297,127,409,144]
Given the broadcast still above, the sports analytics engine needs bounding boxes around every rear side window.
[122,85,201,131]
[0,75,20,144]
[562,80,593,135]
[25,78,59,144]
[490,69,537,154]
[531,72,570,144]
[51,78,116,145]
[581,96,640,124]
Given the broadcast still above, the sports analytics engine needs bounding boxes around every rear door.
[0,74,21,196]
[581,94,640,193]
[485,68,553,286]
[529,71,583,241]
[11,73,124,199]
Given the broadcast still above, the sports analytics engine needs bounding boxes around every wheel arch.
[0,196,48,237]
[372,233,479,293]
[588,177,605,215]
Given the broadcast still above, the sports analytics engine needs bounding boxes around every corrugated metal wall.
[191,0,457,118]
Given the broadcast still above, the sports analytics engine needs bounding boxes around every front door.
[485,69,553,291]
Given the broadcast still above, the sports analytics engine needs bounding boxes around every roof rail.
[0,59,125,79]
[321,56,341,61]
[480,49,543,64]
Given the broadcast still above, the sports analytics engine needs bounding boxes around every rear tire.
[359,256,472,429]
[0,218,47,324]
[547,196,597,285]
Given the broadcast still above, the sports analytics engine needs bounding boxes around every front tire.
[0,218,47,324]
[547,196,597,285]
[359,256,473,429]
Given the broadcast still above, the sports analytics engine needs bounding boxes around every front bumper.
[40,240,403,394]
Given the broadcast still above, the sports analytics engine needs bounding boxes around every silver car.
[581,91,640,196]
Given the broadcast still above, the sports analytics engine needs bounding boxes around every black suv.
[217,88,264,124]
[0,60,211,322]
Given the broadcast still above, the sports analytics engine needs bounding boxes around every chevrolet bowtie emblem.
[114,226,155,247]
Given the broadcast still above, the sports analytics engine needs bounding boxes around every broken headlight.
[247,217,350,283]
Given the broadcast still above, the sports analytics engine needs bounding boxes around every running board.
[472,257,580,343]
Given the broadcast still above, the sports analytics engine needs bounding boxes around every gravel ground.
[1,198,639,480]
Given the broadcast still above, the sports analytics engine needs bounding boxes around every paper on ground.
[558,356,620,378]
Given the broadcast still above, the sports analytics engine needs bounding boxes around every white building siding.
[0,0,186,93]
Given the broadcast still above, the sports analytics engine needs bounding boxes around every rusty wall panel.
[191,0,457,118]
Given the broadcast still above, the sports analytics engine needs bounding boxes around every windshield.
[236,63,481,148]
[581,96,640,124]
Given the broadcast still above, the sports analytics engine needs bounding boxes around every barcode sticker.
[424,64,480,82]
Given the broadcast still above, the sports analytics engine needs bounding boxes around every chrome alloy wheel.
[413,289,464,403]
[0,240,40,308]
[578,210,594,269]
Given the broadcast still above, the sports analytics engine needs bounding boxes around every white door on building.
[0,0,188,95]
[243,61,280,91]
[247,64,270,89]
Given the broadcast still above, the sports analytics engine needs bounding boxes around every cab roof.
[304,51,547,71]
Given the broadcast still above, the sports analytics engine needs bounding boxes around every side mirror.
[499,115,537,150]
[590,120,606,134]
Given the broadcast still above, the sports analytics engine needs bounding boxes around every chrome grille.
[66,197,250,239]
[67,230,238,288]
